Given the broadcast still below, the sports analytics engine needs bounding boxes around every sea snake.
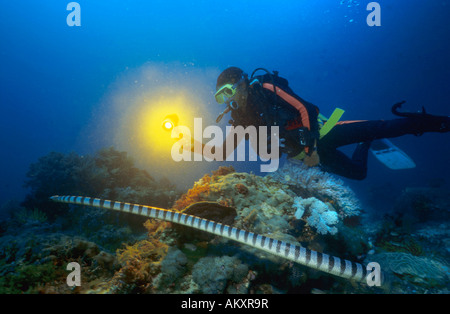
[50,195,373,283]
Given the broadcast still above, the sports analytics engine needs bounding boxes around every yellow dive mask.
[214,77,244,104]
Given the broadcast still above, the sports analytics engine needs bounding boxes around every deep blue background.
[1,1,449,213]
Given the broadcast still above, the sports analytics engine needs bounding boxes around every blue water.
[0,0,449,212]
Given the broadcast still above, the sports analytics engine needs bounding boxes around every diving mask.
[214,77,245,104]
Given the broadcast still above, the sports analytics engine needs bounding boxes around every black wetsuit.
[228,76,449,180]
[318,118,448,180]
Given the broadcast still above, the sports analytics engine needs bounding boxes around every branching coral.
[270,161,361,218]
[305,203,339,236]
[143,219,171,240]
[14,208,48,224]
[112,237,168,293]
[106,217,172,293]
[293,197,339,235]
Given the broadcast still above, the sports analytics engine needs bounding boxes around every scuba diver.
[210,67,450,180]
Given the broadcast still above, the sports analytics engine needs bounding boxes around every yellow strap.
[290,108,344,161]
[318,113,328,121]
[291,150,306,160]
[319,108,345,139]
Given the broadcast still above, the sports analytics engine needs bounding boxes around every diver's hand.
[303,150,320,167]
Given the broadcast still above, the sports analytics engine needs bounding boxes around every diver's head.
[214,67,248,108]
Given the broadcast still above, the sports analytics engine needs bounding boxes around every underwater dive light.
[162,114,179,131]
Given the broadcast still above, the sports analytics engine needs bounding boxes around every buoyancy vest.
[248,69,321,156]
[229,69,344,162]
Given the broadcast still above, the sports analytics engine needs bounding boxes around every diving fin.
[370,139,416,170]
[391,101,421,118]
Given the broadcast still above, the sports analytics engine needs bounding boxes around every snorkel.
[216,101,238,123]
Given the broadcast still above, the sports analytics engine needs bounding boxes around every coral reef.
[14,208,48,225]
[17,147,180,251]
[23,147,179,217]
[192,169,296,235]
[175,201,237,241]
[0,260,62,294]
[0,232,117,294]
[360,186,450,293]
[157,247,188,287]
[110,238,168,293]
[68,164,357,294]
[172,165,298,238]
[293,197,339,235]
[191,256,249,294]
[0,146,183,294]
[104,218,171,293]
[120,164,368,293]
[172,166,236,211]
[367,252,449,289]
[270,161,361,218]
[394,187,450,223]
[171,163,358,243]
[3,146,449,294]
[157,164,368,289]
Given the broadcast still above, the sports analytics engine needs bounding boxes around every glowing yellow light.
[163,121,173,130]
[91,63,217,191]
[162,114,179,131]
[115,92,197,164]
